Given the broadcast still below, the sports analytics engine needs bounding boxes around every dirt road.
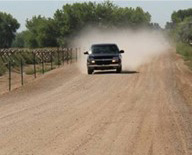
[0,51,192,155]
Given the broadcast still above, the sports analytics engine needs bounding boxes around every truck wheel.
[88,68,94,74]
[116,66,122,73]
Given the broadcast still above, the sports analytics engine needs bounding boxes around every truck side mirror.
[119,50,124,53]
[84,51,89,55]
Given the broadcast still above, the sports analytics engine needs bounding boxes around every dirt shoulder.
[174,53,192,105]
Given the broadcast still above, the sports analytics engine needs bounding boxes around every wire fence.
[0,47,80,94]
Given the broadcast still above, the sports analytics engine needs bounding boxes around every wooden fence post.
[67,48,69,64]
[20,59,24,86]
[57,49,60,67]
[70,48,72,64]
[62,48,65,65]
[42,54,44,74]
[8,61,11,91]
[51,51,53,70]
[76,48,78,62]
[33,52,37,78]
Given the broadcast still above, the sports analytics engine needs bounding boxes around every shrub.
[176,42,192,69]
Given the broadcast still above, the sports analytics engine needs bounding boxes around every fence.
[0,47,80,94]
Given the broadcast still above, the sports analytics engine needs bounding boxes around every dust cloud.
[72,27,171,73]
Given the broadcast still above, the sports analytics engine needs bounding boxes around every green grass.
[176,42,192,69]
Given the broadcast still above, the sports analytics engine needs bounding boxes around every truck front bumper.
[87,64,121,70]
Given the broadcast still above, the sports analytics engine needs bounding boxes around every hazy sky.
[0,1,192,32]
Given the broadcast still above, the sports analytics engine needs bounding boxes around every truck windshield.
[91,45,119,54]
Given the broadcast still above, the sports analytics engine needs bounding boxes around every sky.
[0,1,192,32]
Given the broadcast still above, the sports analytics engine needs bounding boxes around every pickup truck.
[84,44,124,74]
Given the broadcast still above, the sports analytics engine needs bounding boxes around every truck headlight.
[88,57,95,63]
[112,57,119,62]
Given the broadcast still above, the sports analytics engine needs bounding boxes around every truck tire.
[116,66,122,73]
[88,68,94,75]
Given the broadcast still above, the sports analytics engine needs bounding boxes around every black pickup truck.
[84,44,124,74]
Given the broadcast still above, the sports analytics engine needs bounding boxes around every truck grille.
[95,60,112,65]
[94,56,114,59]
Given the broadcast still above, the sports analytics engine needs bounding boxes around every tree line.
[1,1,160,48]
[166,8,192,43]
[166,8,192,69]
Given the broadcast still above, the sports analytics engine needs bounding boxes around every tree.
[12,31,26,47]
[150,23,161,30]
[18,1,152,48]
[53,2,99,46]
[177,17,192,43]
[171,9,192,24]
[168,8,192,43]
[53,1,151,46]
[0,12,20,48]
[130,7,151,26]
[25,15,58,48]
